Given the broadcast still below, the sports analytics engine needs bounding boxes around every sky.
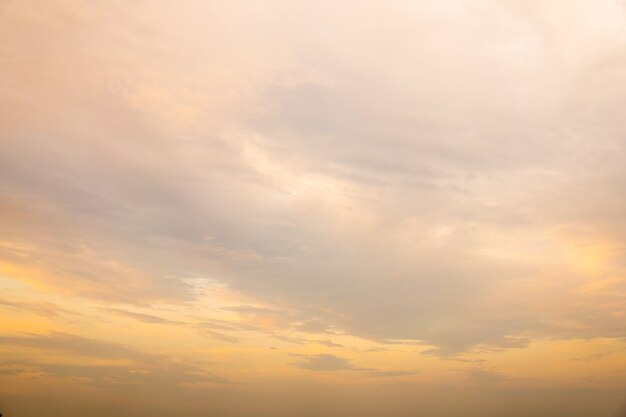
[2,0,626,416]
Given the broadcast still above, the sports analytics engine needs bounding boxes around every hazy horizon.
[2,0,626,416]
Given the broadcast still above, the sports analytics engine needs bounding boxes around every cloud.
[101,308,184,325]
[316,339,343,348]
[570,349,625,363]
[291,354,355,371]
[195,328,240,344]
[0,297,76,317]
[5,2,626,416]
[0,332,227,387]
[191,317,264,342]
[6,361,227,386]
[291,354,417,377]
[0,332,160,363]
[2,0,626,358]
[294,319,334,334]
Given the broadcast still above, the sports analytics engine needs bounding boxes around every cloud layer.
[3,0,626,415]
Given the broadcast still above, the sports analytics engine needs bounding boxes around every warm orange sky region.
[2,1,626,416]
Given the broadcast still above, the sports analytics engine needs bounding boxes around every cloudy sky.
[2,0,626,415]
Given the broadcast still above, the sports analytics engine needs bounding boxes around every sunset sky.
[2,1,626,416]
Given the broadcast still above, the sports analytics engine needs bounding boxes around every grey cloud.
[267,334,343,348]
[0,332,227,387]
[101,308,184,325]
[0,332,157,363]
[0,298,76,317]
[192,318,263,342]
[291,354,355,371]
[570,349,626,363]
[291,354,417,377]
[363,347,389,353]
[294,319,334,334]
[316,339,343,348]
[0,362,227,390]
[193,319,257,332]
[101,307,268,342]
[269,334,309,345]
[196,328,240,344]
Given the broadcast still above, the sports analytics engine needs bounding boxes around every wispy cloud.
[0,297,76,317]
[100,308,184,325]
[0,332,227,386]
